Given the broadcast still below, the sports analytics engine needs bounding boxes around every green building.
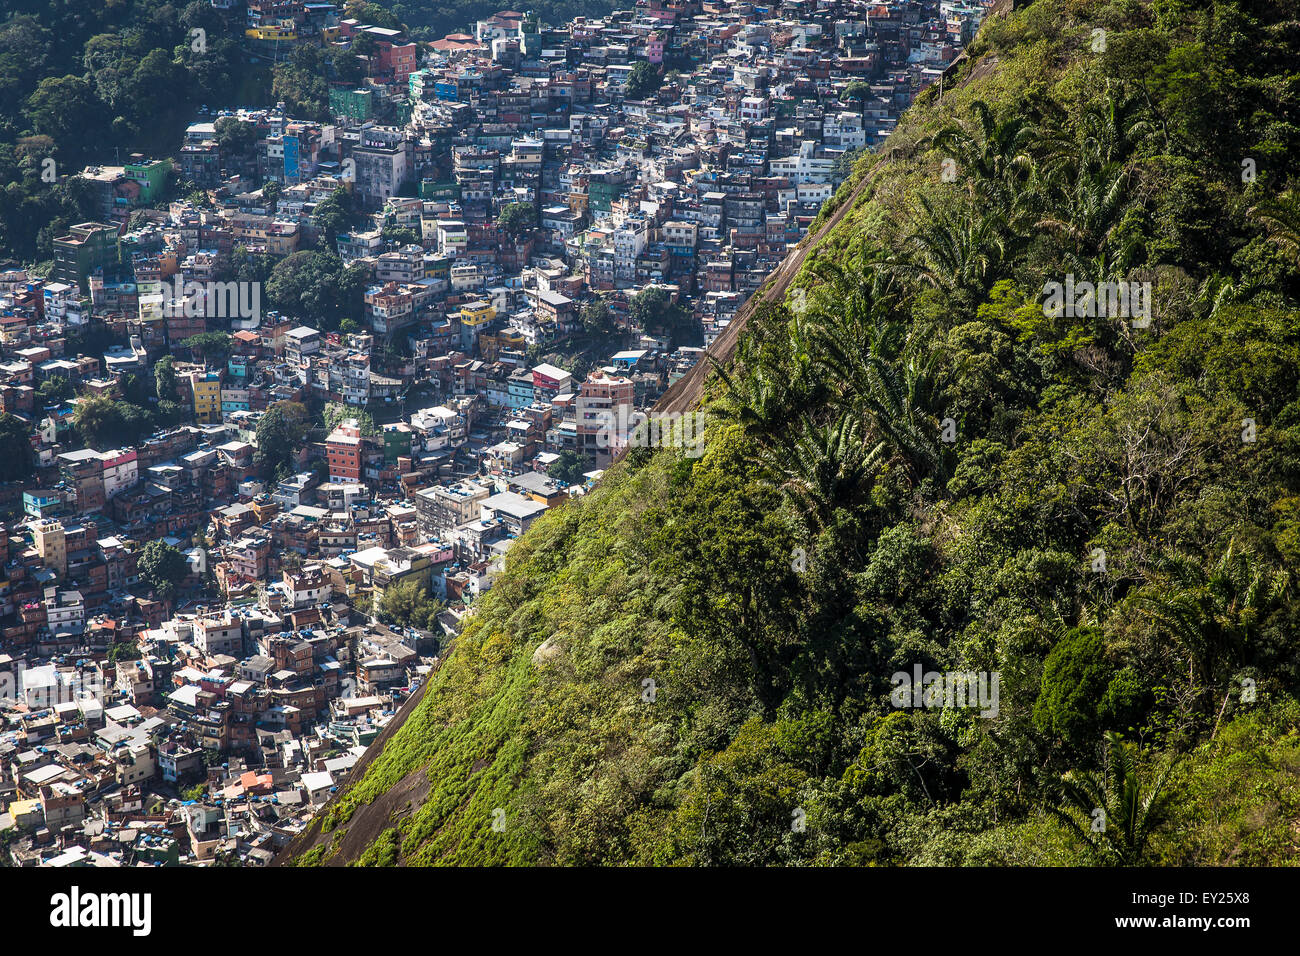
[419,180,461,201]
[52,222,120,294]
[409,69,437,103]
[383,423,412,464]
[330,87,375,122]
[124,158,170,204]
[588,178,627,216]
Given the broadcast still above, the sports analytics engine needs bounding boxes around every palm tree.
[1140,541,1290,703]
[761,410,882,535]
[1194,273,1259,322]
[1053,732,1174,866]
[859,352,950,481]
[804,253,903,379]
[1248,189,1300,264]
[804,251,901,336]
[929,99,1035,224]
[794,253,950,482]
[713,345,796,447]
[712,308,817,448]
[1033,90,1155,259]
[895,193,1008,307]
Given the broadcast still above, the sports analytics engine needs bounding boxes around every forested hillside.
[285,0,1300,866]
[0,1,257,261]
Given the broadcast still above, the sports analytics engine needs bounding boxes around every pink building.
[646,32,665,64]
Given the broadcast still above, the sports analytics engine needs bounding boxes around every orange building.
[325,420,363,482]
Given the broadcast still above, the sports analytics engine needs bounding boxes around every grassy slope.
[284,0,1300,866]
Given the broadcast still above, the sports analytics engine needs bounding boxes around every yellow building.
[459,302,496,326]
[246,25,297,41]
[6,798,42,828]
[32,519,66,577]
[189,371,221,424]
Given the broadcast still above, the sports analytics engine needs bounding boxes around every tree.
[376,579,442,631]
[323,402,377,436]
[156,400,187,427]
[36,375,72,406]
[255,401,309,478]
[312,188,352,251]
[844,80,871,114]
[181,783,207,802]
[138,540,190,602]
[0,414,34,482]
[629,286,692,342]
[1052,733,1174,866]
[183,331,232,366]
[73,395,124,450]
[155,354,176,400]
[547,449,592,485]
[215,117,260,159]
[382,224,421,246]
[497,202,537,237]
[1034,627,1128,750]
[26,75,103,159]
[108,639,142,663]
[624,61,661,100]
[267,250,356,328]
[271,46,331,119]
[761,410,879,537]
[579,298,614,335]
[1140,542,1291,708]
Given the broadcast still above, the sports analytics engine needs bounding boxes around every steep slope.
[282,0,1300,866]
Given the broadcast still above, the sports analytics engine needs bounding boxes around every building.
[575,370,634,461]
[326,420,364,483]
[189,370,222,424]
[52,223,119,294]
[413,480,490,536]
[32,519,67,577]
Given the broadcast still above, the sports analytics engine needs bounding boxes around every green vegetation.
[579,298,614,336]
[265,250,369,331]
[107,640,143,663]
[547,449,593,486]
[0,1,247,262]
[623,61,661,101]
[496,202,537,237]
[36,375,72,406]
[181,783,206,802]
[322,402,378,437]
[271,43,364,121]
[154,354,177,401]
[182,331,232,366]
[292,0,1300,867]
[629,285,695,346]
[313,189,354,251]
[254,401,310,479]
[137,539,190,602]
[73,395,158,450]
[375,579,443,633]
[0,413,34,482]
